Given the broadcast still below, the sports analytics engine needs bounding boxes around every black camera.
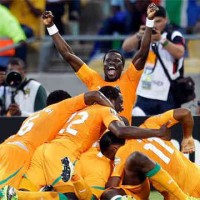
[5,71,22,88]
[5,71,22,104]
[152,29,157,35]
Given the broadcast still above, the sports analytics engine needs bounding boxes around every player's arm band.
[146,18,154,28]
[47,24,58,35]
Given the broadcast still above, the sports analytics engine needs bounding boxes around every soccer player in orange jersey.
[19,86,170,194]
[42,3,158,123]
[100,108,199,200]
[0,90,114,189]
[7,116,129,200]
[0,146,111,200]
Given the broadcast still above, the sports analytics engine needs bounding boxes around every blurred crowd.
[0,0,81,67]
[0,0,200,117]
[0,0,200,67]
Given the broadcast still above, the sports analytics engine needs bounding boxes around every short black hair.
[100,131,125,154]
[46,90,71,106]
[7,57,25,69]
[99,86,121,101]
[103,49,125,66]
[155,5,166,18]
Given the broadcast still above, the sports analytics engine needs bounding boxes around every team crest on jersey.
[24,88,30,96]
[114,157,120,166]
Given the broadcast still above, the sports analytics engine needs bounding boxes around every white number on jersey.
[17,114,40,136]
[143,138,174,164]
[59,111,89,136]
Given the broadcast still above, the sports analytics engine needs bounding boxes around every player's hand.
[41,11,54,27]
[159,123,171,141]
[147,3,159,20]
[181,136,195,154]
[7,103,21,116]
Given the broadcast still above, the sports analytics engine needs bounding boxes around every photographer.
[122,5,185,116]
[0,66,7,115]
[0,57,47,116]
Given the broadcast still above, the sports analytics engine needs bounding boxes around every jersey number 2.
[60,111,89,136]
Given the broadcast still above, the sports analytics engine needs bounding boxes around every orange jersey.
[55,104,120,155]
[76,63,143,123]
[113,179,150,200]
[25,106,120,189]
[112,110,200,195]
[8,94,86,152]
[0,143,30,188]
[76,147,112,198]
[140,110,178,129]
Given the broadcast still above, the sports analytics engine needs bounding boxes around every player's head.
[100,130,125,160]
[99,86,123,113]
[103,49,125,82]
[154,5,167,32]
[46,90,71,106]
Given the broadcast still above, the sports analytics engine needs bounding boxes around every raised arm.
[141,108,195,153]
[132,3,157,70]
[108,120,171,140]
[173,108,195,154]
[41,11,84,72]
[84,91,114,109]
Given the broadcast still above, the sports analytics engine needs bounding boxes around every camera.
[5,71,22,88]
[152,29,157,35]
[5,71,22,104]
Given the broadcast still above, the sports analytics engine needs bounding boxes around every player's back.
[127,138,200,196]
[135,110,200,195]
[10,94,85,152]
[76,146,111,198]
[56,104,120,154]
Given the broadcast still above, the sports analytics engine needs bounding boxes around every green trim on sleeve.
[91,195,96,200]
[58,193,68,200]
[0,167,22,185]
[91,186,105,190]
[146,163,161,177]
[52,176,62,186]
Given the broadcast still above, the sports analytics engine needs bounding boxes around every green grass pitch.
[150,191,164,200]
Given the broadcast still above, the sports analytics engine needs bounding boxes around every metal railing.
[1,33,200,53]
[1,34,200,72]
[0,37,35,53]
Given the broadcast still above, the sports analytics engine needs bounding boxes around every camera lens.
[152,29,156,34]
[6,71,22,88]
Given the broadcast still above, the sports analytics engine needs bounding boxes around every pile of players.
[0,3,199,200]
